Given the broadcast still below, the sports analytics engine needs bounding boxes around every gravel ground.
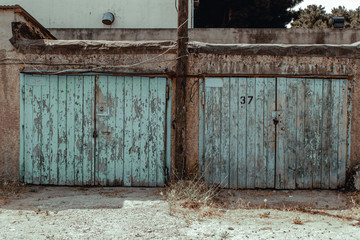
[0,186,360,239]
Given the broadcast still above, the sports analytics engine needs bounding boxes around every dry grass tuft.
[166,179,220,218]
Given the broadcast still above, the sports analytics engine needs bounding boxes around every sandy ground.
[0,186,360,240]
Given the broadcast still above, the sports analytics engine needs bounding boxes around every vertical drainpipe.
[175,0,189,179]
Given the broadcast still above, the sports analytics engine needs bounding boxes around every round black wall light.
[102,12,115,25]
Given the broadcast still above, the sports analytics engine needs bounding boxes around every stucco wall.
[0,0,194,28]
[49,28,360,44]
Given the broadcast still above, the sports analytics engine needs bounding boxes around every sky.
[292,0,359,12]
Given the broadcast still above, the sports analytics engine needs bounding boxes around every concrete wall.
[0,0,194,28]
[49,28,360,44]
[2,10,360,188]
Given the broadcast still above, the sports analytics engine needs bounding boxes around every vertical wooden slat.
[329,80,340,188]
[58,76,67,185]
[66,76,76,185]
[24,79,34,184]
[212,83,222,185]
[285,78,297,189]
[338,79,348,187]
[41,76,51,184]
[204,85,214,184]
[83,76,94,185]
[139,77,150,186]
[124,76,133,186]
[156,77,167,186]
[255,78,265,188]
[19,75,25,181]
[115,77,125,185]
[49,76,59,185]
[220,78,230,187]
[32,84,42,185]
[265,78,276,188]
[237,77,247,188]
[276,77,286,189]
[74,76,84,185]
[229,77,239,189]
[246,78,256,188]
[106,76,117,185]
[96,76,109,185]
[321,79,332,189]
[312,79,323,188]
[295,79,306,189]
[303,79,315,188]
[131,76,142,186]
[148,78,159,186]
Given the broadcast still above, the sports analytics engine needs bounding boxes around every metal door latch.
[93,130,98,138]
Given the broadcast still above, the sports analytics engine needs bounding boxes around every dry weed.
[293,216,303,225]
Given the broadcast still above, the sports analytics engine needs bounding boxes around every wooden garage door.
[20,74,171,186]
[199,77,350,189]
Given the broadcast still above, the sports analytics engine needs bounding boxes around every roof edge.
[0,4,56,40]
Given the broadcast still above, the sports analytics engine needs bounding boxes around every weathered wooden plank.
[66,76,76,185]
[338,79,348,187]
[24,80,34,184]
[265,78,276,188]
[312,79,323,188]
[48,75,59,185]
[321,79,332,189]
[246,77,256,188]
[156,77,167,186]
[124,76,133,186]
[255,78,265,188]
[131,76,142,186]
[83,76,94,185]
[276,77,286,189]
[229,77,239,189]
[303,78,315,189]
[139,77,150,186]
[114,76,125,185]
[106,76,117,185]
[237,77,247,188]
[40,76,51,184]
[220,78,230,188]
[329,80,340,188]
[212,82,222,185]
[295,79,306,189]
[74,76,84,185]
[148,78,159,186]
[204,84,214,184]
[96,76,109,185]
[32,84,42,185]
[57,76,67,185]
[165,79,172,181]
[19,75,25,182]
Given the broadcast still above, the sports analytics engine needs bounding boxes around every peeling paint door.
[20,75,95,185]
[199,77,350,189]
[20,74,171,186]
[95,76,170,186]
[276,78,349,189]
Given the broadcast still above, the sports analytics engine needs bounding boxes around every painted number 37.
[240,96,253,104]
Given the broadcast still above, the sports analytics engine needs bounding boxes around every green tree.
[195,0,303,28]
[291,5,360,28]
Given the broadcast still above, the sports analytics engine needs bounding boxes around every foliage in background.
[195,0,303,28]
[291,5,360,28]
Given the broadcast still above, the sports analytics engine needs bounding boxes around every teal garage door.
[199,77,350,189]
[20,74,171,186]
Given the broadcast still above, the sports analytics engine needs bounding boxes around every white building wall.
[0,0,193,28]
